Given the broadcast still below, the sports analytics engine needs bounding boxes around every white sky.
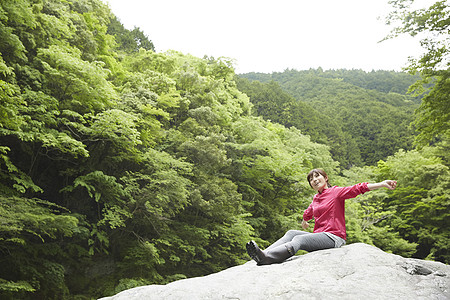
[103,0,432,74]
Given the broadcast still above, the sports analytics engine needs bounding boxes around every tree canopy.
[239,69,419,166]
[384,0,450,146]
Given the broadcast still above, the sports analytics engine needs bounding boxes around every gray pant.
[266,230,335,253]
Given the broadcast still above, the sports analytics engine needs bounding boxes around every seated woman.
[246,168,397,265]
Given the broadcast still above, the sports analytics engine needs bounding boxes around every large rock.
[99,243,450,299]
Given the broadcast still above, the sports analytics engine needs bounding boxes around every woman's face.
[309,172,328,193]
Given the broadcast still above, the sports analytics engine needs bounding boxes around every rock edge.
[99,243,450,300]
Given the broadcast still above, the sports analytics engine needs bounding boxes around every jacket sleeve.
[336,182,370,201]
[303,202,314,221]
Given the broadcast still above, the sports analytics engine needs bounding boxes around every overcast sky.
[103,0,432,74]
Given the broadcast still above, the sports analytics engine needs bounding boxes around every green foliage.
[376,149,450,263]
[0,146,42,194]
[113,277,152,295]
[240,69,419,166]
[412,72,450,146]
[384,0,450,146]
[340,166,418,257]
[0,279,35,294]
[107,15,155,53]
[235,77,362,168]
[36,44,116,113]
[242,69,422,97]
[0,196,80,299]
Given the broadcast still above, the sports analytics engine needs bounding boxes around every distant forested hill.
[242,69,422,97]
[238,69,420,166]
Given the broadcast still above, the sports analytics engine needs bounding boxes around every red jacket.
[303,183,369,240]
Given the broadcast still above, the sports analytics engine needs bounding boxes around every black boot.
[246,240,295,266]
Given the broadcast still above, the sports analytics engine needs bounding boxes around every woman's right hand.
[301,220,309,230]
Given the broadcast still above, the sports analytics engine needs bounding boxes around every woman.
[246,168,397,265]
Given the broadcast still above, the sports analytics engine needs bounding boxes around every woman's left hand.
[301,220,309,230]
[383,180,397,190]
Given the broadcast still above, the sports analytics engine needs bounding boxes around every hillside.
[242,69,422,97]
[239,69,420,166]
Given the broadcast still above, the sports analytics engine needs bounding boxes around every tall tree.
[385,0,450,146]
[107,16,155,53]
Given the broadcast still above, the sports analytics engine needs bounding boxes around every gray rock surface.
[99,243,450,300]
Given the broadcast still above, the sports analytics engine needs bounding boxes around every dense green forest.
[237,70,420,167]
[0,0,448,299]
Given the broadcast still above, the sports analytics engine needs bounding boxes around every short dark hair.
[307,169,331,188]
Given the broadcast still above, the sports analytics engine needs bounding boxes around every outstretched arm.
[367,180,397,191]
